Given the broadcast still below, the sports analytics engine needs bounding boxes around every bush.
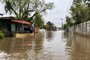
[0,31,4,39]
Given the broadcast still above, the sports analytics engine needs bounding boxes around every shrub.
[0,31,4,39]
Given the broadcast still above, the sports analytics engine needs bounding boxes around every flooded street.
[0,30,90,60]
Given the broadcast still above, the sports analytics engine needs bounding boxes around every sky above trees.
[44,0,73,27]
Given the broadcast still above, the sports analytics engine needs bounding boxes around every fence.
[69,21,90,36]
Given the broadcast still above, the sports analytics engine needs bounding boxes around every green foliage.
[64,0,90,32]
[1,0,54,20]
[46,21,55,31]
[63,16,73,31]
[66,16,73,27]
[33,13,44,28]
[0,31,4,39]
[71,5,89,24]
[63,24,69,32]
[68,0,90,26]
[42,25,46,29]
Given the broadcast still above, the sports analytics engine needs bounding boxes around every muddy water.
[0,30,90,60]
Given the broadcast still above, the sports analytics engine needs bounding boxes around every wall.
[70,21,90,35]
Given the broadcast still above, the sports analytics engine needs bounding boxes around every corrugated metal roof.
[12,20,32,25]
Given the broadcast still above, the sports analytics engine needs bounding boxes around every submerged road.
[0,30,90,60]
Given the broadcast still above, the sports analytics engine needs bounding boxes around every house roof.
[12,20,32,25]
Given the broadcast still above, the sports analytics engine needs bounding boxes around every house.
[0,17,33,37]
[11,20,33,33]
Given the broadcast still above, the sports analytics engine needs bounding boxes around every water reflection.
[0,31,53,60]
[0,31,90,60]
[46,31,53,40]
[65,32,90,60]
[0,37,34,60]
[64,32,72,56]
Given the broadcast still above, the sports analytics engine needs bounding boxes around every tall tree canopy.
[70,0,89,24]
[63,0,90,31]
[33,12,44,28]
[1,0,54,21]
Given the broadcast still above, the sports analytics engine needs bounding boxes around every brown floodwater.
[0,30,90,60]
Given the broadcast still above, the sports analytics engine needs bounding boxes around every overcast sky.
[44,0,73,27]
[0,0,73,27]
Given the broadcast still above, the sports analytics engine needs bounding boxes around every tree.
[63,0,90,32]
[66,16,73,27]
[33,12,44,28]
[63,16,74,31]
[1,0,54,20]
[46,21,55,31]
[70,0,90,25]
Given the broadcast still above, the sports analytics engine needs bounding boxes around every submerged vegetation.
[0,31,4,39]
